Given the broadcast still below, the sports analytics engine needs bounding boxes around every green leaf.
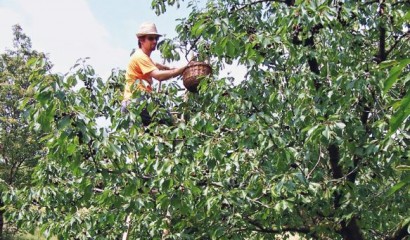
[108,142,121,156]
[384,59,410,93]
[322,126,330,140]
[380,60,398,69]
[226,39,237,57]
[389,90,410,134]
[295,172,308,186]
[27,57,38,67]
[192,19,206,37]
[57,116,71,129]
[386,181,407,197]
[404,11,410,21]
[36,91,52,104]
[67,143,77,155]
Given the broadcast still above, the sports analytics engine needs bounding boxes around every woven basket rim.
[184,63,211,75]
[186,61,211,68]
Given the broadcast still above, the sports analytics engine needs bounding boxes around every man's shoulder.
[131,49,142,57]
[131,49,150,60]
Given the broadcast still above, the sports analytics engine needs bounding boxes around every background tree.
[0,25,50,237]
[6,0,410,239]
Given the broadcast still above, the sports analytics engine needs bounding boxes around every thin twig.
[385,33,410,58]
[326,163,362,183]
[184,36,201,61]
[307,146,322,179]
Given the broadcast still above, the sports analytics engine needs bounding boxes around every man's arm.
[155,62,172,70]
[149,66,186,81]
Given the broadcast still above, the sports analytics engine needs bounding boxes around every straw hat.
[136,22,162,37]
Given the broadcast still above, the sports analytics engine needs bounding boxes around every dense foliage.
[0,25,49,237]
[2,0,409,239]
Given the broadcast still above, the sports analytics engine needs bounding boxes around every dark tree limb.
[328,145,365,240]
[336,0,347,26]
[377,25,387,63]
[375,0,387,63]
[292,24,323,90]
[340,217,365,240]
[245,216,311,234]
[347,80,382,193]
[328,144,343,179]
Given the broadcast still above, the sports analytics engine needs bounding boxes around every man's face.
[141,35,159,51]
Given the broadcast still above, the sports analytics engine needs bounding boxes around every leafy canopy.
[0,25,50,237]
[4,1,410,239]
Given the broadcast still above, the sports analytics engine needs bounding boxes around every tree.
[7,0,410,239]
[0,25,50,237]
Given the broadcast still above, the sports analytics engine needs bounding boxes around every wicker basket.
[182,61,212,92]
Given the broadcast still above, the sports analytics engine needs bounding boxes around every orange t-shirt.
[123,49,158,101]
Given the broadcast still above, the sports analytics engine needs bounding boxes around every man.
[122,22,186,126]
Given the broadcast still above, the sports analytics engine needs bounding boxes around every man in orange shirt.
[122,22,186,126]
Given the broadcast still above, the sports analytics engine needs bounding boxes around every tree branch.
[328,144,343,179]
[347,155,361,182]
[307,145,322,179]
[340,217,365,240]
[184,36,201,61]
[376,0,387,63]
[336,1,347,26]
[328,144,364,240]
[292,23,323,90]
[385,33,410,59]
[347,99,371,183]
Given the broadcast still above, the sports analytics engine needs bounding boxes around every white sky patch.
[0,7,24,50]
[0,0,128,78]
[219,61,248,85]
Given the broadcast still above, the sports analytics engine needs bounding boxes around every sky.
[0,0,193,77]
